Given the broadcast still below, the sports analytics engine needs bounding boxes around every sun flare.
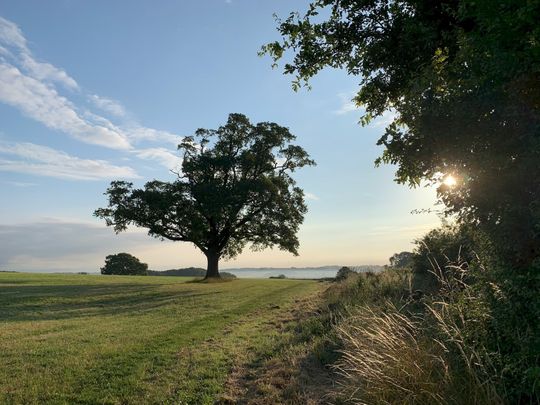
[443,175,457,187]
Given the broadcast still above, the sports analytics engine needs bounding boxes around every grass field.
[0,272,324,404]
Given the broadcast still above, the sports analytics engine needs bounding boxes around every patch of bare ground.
[217,284,339,404]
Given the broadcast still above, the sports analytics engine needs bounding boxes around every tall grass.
[335,305,449,404]
[328,266,503,404]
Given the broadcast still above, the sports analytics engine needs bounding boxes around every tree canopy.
[95,113,315,279]
[263,0,540,266]
[101,253,148,275]
[388,251,414,269]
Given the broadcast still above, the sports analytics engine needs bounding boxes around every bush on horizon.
[100,253,148,276]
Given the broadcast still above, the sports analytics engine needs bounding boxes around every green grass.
[0,272,323,404]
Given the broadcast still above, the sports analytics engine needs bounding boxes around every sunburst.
[443,175,457,187]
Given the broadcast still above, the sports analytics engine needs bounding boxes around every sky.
[0,1,441,272]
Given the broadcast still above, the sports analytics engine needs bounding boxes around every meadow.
[0,272,324,404]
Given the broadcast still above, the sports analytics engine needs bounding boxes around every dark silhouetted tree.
[335,266,355,281]
[95,113,315,279]
[389,251,414,269]
[262,0,540,267]
[263,3,540,400]
[101,253,148,275]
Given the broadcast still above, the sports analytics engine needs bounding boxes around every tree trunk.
[205,250,220,279]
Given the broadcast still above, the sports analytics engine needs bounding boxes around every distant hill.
[222,265,384,273]
[147,267,205,277]
[147,267,236,278]
[350,265,384,273]
[224,265,342,271]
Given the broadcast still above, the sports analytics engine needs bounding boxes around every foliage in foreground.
[264,0,540,268]
[317,225,539,404]
[264,7,540,400]
[412,224,540,402]
[323,269,502,404]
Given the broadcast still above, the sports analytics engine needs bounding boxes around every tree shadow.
[0,283,219,322]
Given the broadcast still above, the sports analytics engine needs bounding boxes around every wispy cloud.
[135,147,183,171]
[369,109,398,128]
[0,15,182,157]
[89,94,128,118]
[19,53,79,90]
[0,141,139,180]
[334,92,360,115]
[0,16,26,49]
[334,91,398,128]
[128,127,181,146]
[0,64,132,149]
[0,16,78,89]
[305,192,320,201]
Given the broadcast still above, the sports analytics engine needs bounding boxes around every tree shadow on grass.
[0,283,220,322]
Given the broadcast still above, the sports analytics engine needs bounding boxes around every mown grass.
[0,272,323,404]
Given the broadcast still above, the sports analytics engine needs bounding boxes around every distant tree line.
[147,267,236,279]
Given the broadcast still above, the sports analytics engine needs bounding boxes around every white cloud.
[334,91,398,128]
[370,109,398,128]
[0,15,184,155]
[0,64,132,149]
[135,147,183,171]
[128,127,181,146]
[0,16,78,89]
[89,94,128,118]
[305,192,319,201]
[19,53,79,90]
[0,16,28,52]
[0,45,10,56]
[0,141,139,180]
[334,92,360,115]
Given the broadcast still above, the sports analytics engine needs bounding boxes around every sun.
[443,174,457,187]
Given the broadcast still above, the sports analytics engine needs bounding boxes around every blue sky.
[0,1,440,272]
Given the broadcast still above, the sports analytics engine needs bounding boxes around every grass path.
[0,272,324,404]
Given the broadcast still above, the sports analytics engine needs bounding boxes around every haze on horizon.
[0,1,440,273]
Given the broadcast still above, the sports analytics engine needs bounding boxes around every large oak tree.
[95,113,314,279]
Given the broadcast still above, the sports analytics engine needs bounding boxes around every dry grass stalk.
[334,304,449,405]
[331,254,504,404]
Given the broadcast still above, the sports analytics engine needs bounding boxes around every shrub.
[389,251,414,269]
[411,224,477,293]
[335,266,355,282]
[463,260,540,402]
[100,253,148,275]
